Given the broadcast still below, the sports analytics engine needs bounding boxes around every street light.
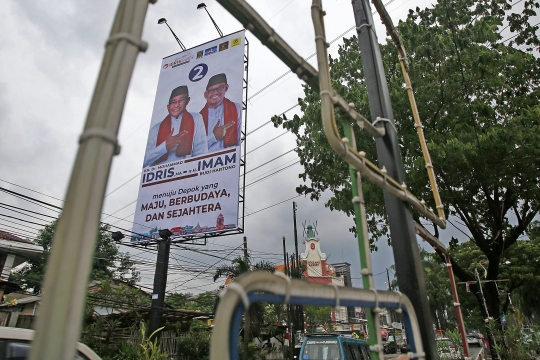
[157,18,186,51]
[197,3,224,37]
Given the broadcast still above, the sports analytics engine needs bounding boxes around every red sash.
[155,112,195,163]
[199,98,239,148]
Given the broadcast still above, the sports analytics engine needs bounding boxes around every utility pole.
[351,0,438,358]
[149,229,172,340]
[293,202,300,266]
[386,268,393,324]
[282,236,287,276]
[289,254,296,360]
[292,202,304,346]
[243,236,249,360]
[243,236,249,263]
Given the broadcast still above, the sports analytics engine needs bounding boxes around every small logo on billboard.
[204,46,218,56]
[163,54,194,69]
[231,37,241,47]
[196,50,203,59]
[218,41,229,52]
[189,63,208,82]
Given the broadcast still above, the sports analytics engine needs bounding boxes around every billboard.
[131,30,246,242]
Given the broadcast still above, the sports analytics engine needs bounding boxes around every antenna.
[302,221,307,238]
[313,221,318,236]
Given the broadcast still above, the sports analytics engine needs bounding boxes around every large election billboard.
[131,31,245,242]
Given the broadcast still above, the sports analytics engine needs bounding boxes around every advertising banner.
[131,30,245,242]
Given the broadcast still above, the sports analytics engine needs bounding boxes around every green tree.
[167,291,218,312]
[176,331,212,360]
[511,222,540,322]
[272,0,540,327]
[81,280,151,358]
[388,251,457,331]
[166,292,191,309]
[449,223,540,323]
[12,220,140,293]
[418,249,455,331]
[304,306,334,334]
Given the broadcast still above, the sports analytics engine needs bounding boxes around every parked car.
[436,337,461,359]
[0,327,101,360]
[299,333,371,360]
[466,334,483,347]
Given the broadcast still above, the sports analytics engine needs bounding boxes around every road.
[382,345,485,360]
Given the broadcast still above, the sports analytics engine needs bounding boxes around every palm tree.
[213,257,250,283]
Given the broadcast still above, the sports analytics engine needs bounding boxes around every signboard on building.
[131,31,245,242]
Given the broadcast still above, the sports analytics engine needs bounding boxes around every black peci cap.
[206,73,227,89]
[169,86,189,101]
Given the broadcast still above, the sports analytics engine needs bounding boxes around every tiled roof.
[0,230,32,244]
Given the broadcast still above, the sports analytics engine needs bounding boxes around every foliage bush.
[486,319,540,360]
[176,331,211,360]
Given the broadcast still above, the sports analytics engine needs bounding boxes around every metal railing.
[210,271,426,360]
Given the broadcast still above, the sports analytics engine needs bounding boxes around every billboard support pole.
[238,38,249,235]
[149,230,172,340]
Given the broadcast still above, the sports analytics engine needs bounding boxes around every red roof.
[0,230,32,244]
[304,277,333,285]
[274,264,287,272]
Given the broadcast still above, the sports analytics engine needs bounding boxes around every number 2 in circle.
[189,63,208,82]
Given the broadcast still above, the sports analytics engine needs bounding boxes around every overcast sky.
[0,0,486,295]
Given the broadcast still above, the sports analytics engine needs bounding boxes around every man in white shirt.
[144,85,208,167]
[199,73,242,152]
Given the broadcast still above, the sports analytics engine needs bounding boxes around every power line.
[106,173,142,197]
[0,203,57,219]
[245,195,301,217]
[245,130,289,155]
[0,187,154,240]
[500,22,540,44]
[0,218,43,232]
[101,200,138,222]
[0,223,39,237]
[245,160,300,188]
[167,244,243,292]
[0,187,61,212]
[0,179,63,204]
[0,204,56,223]
[247,23,361,101]
[0,213,48,228]
[246,103,299,136]
[244,147,298,176]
